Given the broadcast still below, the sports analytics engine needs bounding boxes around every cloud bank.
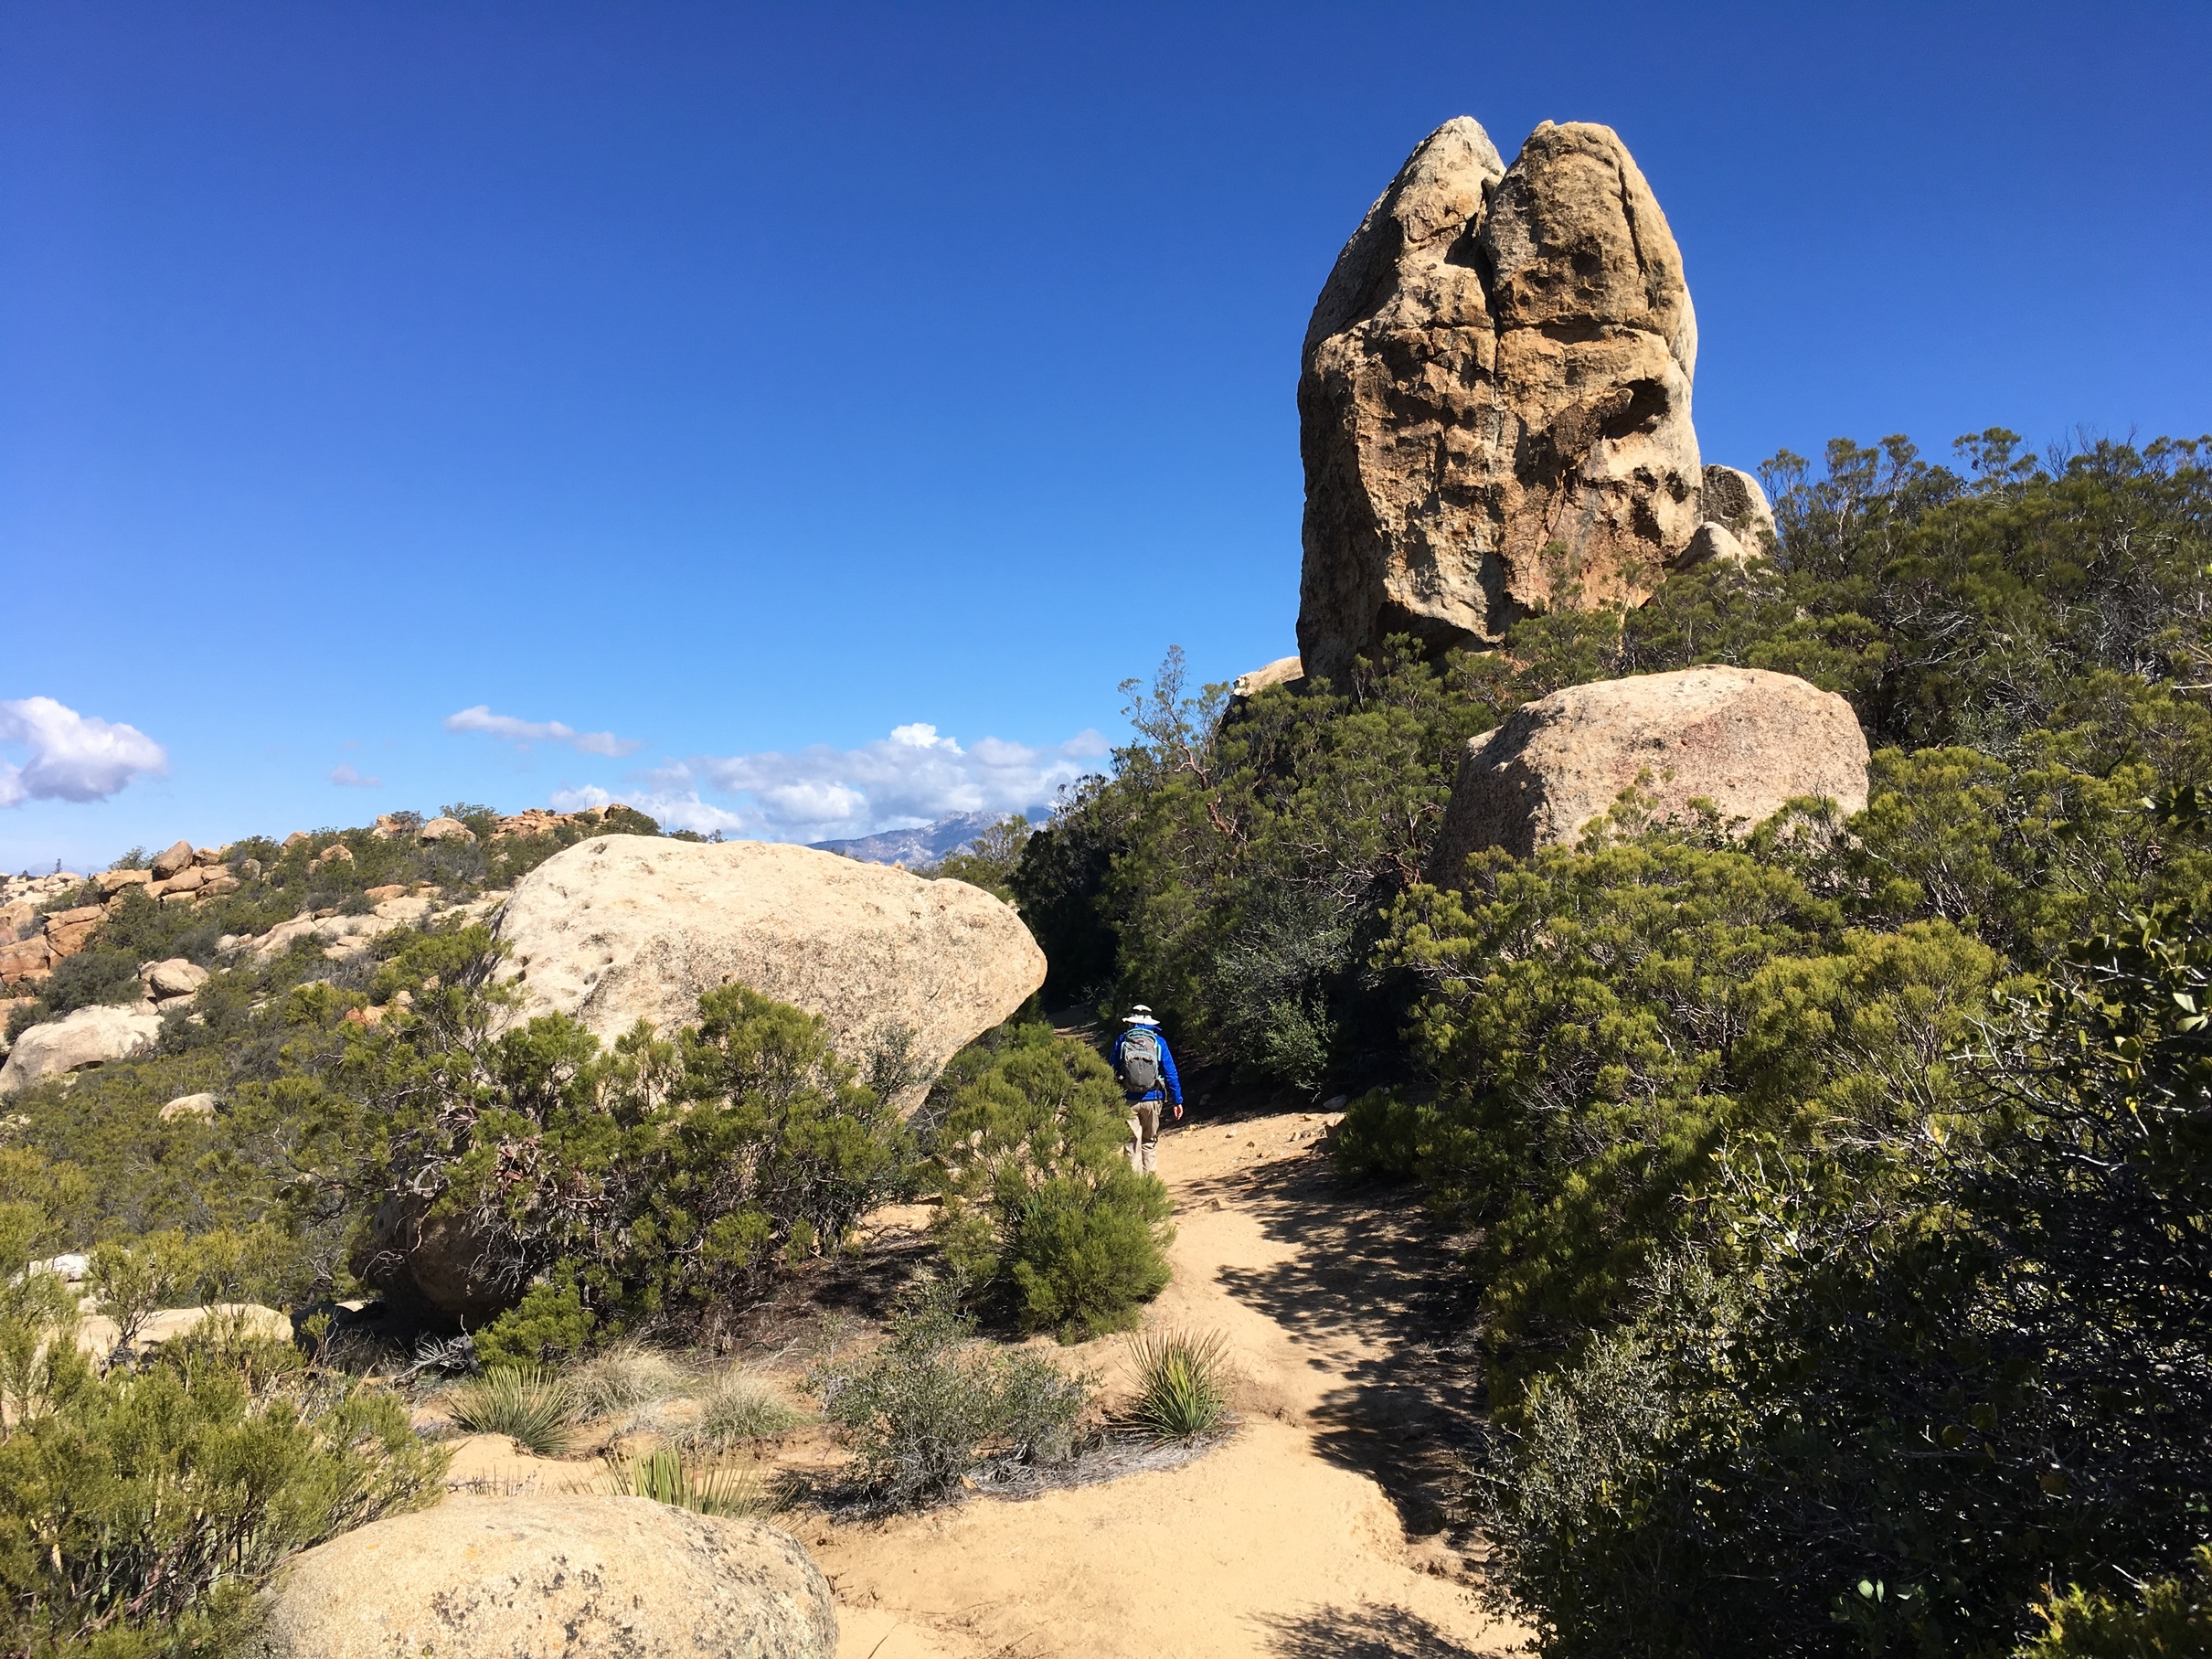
[0,697,167,808]
[444,706,642,758]
[550,722,1110,842]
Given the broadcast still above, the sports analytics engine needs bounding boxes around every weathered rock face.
[1700,464,1777,552]
[149,840,196,880]
[1298,118,1720,683]
[254,1496,838,1659]
[0,1004,162,1095]
[496,836,1045,1073]
[1229,655,1306,700]
[1427,666,1870,878]
[253,1494,835,1659]
[418,815,476,845]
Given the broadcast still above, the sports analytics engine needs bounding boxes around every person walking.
[1111,1004,1183,1175]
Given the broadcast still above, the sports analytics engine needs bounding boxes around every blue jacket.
[1111,1024,1183,1106]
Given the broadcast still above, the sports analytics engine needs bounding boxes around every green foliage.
[599,1444,767,1517]
[444,1367,578,1457]
[0,1222,442,1658]
[812,1279,1090,1508]
[932,814,1033,903]
[2017,1547,2212,1658]
[1124,1327,1229,1441]
[929,1022,1172,1338]
[37,947,144,1018]
[1009,431,2212,1654]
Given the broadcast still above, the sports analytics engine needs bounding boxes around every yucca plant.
[602,1445,768,1518]
[446,1367,579,1458]
[1125,1328,1230,1441]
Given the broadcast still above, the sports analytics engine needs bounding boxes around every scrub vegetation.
[1009,431,2212,1655]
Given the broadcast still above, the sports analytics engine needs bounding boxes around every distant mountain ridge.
[809,810,1023,868]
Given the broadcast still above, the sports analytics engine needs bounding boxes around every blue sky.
[5,2,2209,872]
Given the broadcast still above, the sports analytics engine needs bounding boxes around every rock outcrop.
[1428,666,1870,878]
[1229,655,1306,701]
[0,1003,163,1095]
[1298,118,1763,683]
[496,835,1045,1076]
[255,1496,838,1659]
[1,849,242,989]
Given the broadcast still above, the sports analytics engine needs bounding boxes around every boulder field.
[493,835,1046,1081]
[1426,665,1871,878]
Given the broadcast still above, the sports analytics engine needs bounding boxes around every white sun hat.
[1122,1004,1159,1025]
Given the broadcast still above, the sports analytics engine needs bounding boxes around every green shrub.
[0,1251,443,1657]
[1124,1327,1229,1441]
[813,1280,1090,1508]
[37,946,143,1017]
[600,1444,767,1517]
[445,1367,578,1457]
[378,982,911,1343]
[930,1023,1173,1339]
[683,1371,808,1448]
[2017,1546,2212,1657]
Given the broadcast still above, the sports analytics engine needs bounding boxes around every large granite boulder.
[0,1004,161,1095]
[1428,666,1869,878]
[496,835,1045,1076]
[254,1496,837,1659]
[1298,117,1726,683]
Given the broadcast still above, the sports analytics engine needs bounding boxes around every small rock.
[141,959,209,999]
[417,815,477,845]
[239,857,263,880]
[1229,655,1306,701]
[311,843,355,869]
[282,832,309,850]
[193,846,222,867]
[363,884,407,903]
[160,1092,218,1122]
[96,869,154,897]
[150,840,197,880]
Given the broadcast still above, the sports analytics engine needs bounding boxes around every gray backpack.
[1118,1026,1163,1092]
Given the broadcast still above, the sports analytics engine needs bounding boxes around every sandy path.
[803,1108,1526,1659]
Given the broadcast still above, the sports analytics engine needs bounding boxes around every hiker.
[1111,1004,1183,1175]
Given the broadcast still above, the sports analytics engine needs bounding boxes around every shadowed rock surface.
[1297,117,1716,683]
[1427,665,1870,877]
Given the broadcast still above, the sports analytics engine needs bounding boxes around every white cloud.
[0,697,167,808]
[443,705,642,758]
[330,763,382,788]
[559,723,1111,844]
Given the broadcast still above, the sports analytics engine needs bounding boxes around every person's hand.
[1173,1103,1184,1121]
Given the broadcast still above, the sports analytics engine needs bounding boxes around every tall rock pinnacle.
[1295,118,1705,684]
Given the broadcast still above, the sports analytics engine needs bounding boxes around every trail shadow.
[1259,1602,1486,1658]
[1193,1131,1490,1539]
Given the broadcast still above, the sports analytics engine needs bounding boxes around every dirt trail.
[804,1106,1526,1659]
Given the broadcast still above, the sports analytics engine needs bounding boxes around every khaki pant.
[1126,1101,1163,1174]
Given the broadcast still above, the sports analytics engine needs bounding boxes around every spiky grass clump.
[602,1445,769,1517]
[682,1371,809,1451]
[447,1367,580,1458]
[565,1339,685,1421]
[1125,1328,1230,1441]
